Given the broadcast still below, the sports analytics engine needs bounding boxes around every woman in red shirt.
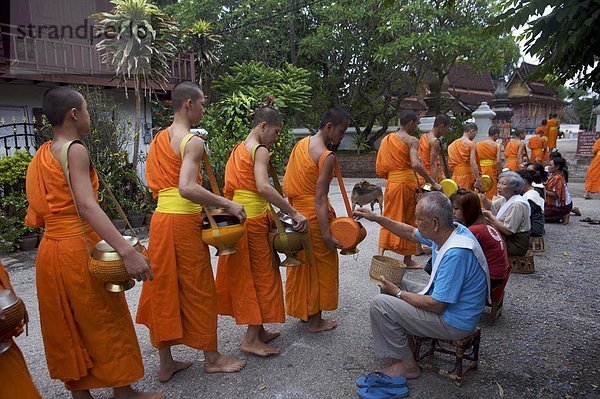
[450,189,510,287]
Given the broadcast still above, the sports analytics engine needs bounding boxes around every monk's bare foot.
[113,385,164,399]
[240,337,280,357]
[307,316,337,333]
[204,352,246,373]
[158,360,193,382]
[380,360,421,379]
[259,328,281,343]
[72,390,93,399]
[403,258,423,269]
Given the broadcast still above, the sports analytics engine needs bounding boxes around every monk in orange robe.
[216,103,308,356]
[376,111,441,268]
[25,87,159,398]
[547,113,560,150]
[448,122,479,190]
[283,107,350,332]
[528,125,548,163]
[535,119,550,161]
[0,261,41,399]
[418,114,450,182]
[504,128,527,171]
[475,126,502,200]
[136,82,246,381]
[584,137,600,199]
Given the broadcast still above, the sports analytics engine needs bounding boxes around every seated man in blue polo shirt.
[354,191,490,379]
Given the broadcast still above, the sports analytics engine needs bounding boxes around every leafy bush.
[203,61,311,183]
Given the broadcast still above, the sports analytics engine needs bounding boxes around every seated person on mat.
[450,189,510,289]
[353,192,489,380]
[480,171,531,256]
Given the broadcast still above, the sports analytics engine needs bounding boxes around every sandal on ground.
[358,386,410,399]
[580,217,592,222]
[356,372,407,388]
[588,219,600,225]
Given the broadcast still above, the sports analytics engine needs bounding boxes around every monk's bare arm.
[254,147,307,231]
[68,143,152,281]
[430,139,441,181]
[517,142,525,165]
[179,138,246,221]
[496,143,502,170]
[410,137,439,187]
[315,155,341,250]
[470,143,481,182]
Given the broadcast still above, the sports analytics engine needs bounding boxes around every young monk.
[136,81,247,382]
[25,86,160,398]
[475,126,502,200]
[504,128,527,171]
[0,261,41,399]
[547,113,560,151]
[282,107,349,332]
[528,124,548,163]
[216,102,308,356]
[447,121,478,190]
[418,114,450,182]
[376,110,441,268]
[584,135,600,199]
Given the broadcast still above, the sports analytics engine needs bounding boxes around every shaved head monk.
[376,110,441,268]
[448,122,479,190]
[418,113,451,182]
[216,99,309,356]
[25,86,160,398]
[282,107,349,332]
[136,81,247,382]
[0,261,41,399]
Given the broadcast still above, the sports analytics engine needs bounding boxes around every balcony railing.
[0,23,195,86]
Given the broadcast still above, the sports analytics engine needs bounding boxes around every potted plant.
[17,224,39,251]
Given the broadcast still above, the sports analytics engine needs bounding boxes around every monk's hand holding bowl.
[323,233,342,251]
[291,211,309,233]
[224,200,247,224]
[474,179,482,191]
[124,249,153,282]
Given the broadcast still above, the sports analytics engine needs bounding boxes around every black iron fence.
[0,123,51,157]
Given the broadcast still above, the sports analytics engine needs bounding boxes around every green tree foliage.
[202,62,312,183]
[493,0,600,92]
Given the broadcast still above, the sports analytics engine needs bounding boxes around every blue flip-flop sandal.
[357,386,410,399]
[356,372,407,388]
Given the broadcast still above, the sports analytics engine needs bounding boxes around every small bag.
[329,155,367,255]
[60,140,145,293]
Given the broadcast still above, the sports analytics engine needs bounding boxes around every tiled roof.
[448,63,495,92]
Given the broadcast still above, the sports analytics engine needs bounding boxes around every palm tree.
[185,20,222,90]
[93,0,177,168]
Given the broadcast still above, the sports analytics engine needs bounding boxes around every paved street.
[3,172,600,398]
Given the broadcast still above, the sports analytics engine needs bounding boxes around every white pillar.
[593,105,600,132]
[472,102,496,141]
[418,117,435,133]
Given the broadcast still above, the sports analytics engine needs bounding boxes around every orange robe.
[504,140,520,171]
[216,143,284,325]
[528,135,546,163]
[136,129,217,351]
[282,136,338,320]
[376,134,419,255]
[535,125,549,140]
[585,138,600,193]
[546,172,566,207]
[448,138,474,190]
[0,262,42,399]
[25,142,143,391]
[476,141,499,200]
[547,118,559,149]
[418,134,443,182]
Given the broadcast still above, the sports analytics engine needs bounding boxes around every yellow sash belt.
[233,189,268,218]
[156,187,202,214]
[387,169,415,183]
[480,159,496,167]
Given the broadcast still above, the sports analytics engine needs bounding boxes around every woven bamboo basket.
[89,237,146,292]
[369,255,407,285]
[0,290,25,338]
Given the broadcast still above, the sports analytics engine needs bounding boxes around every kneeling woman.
[545,157,573,224]
[450,189,510,288]
[481,171,531,256]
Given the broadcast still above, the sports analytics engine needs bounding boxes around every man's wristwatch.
[395,290,403,300]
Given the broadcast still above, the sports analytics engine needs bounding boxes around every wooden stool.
[509,249,535,274]
[529,236,545,252]
[412,328,481,386]
[487,276,509,325]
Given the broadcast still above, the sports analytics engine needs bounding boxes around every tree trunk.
[132,91,141,168]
